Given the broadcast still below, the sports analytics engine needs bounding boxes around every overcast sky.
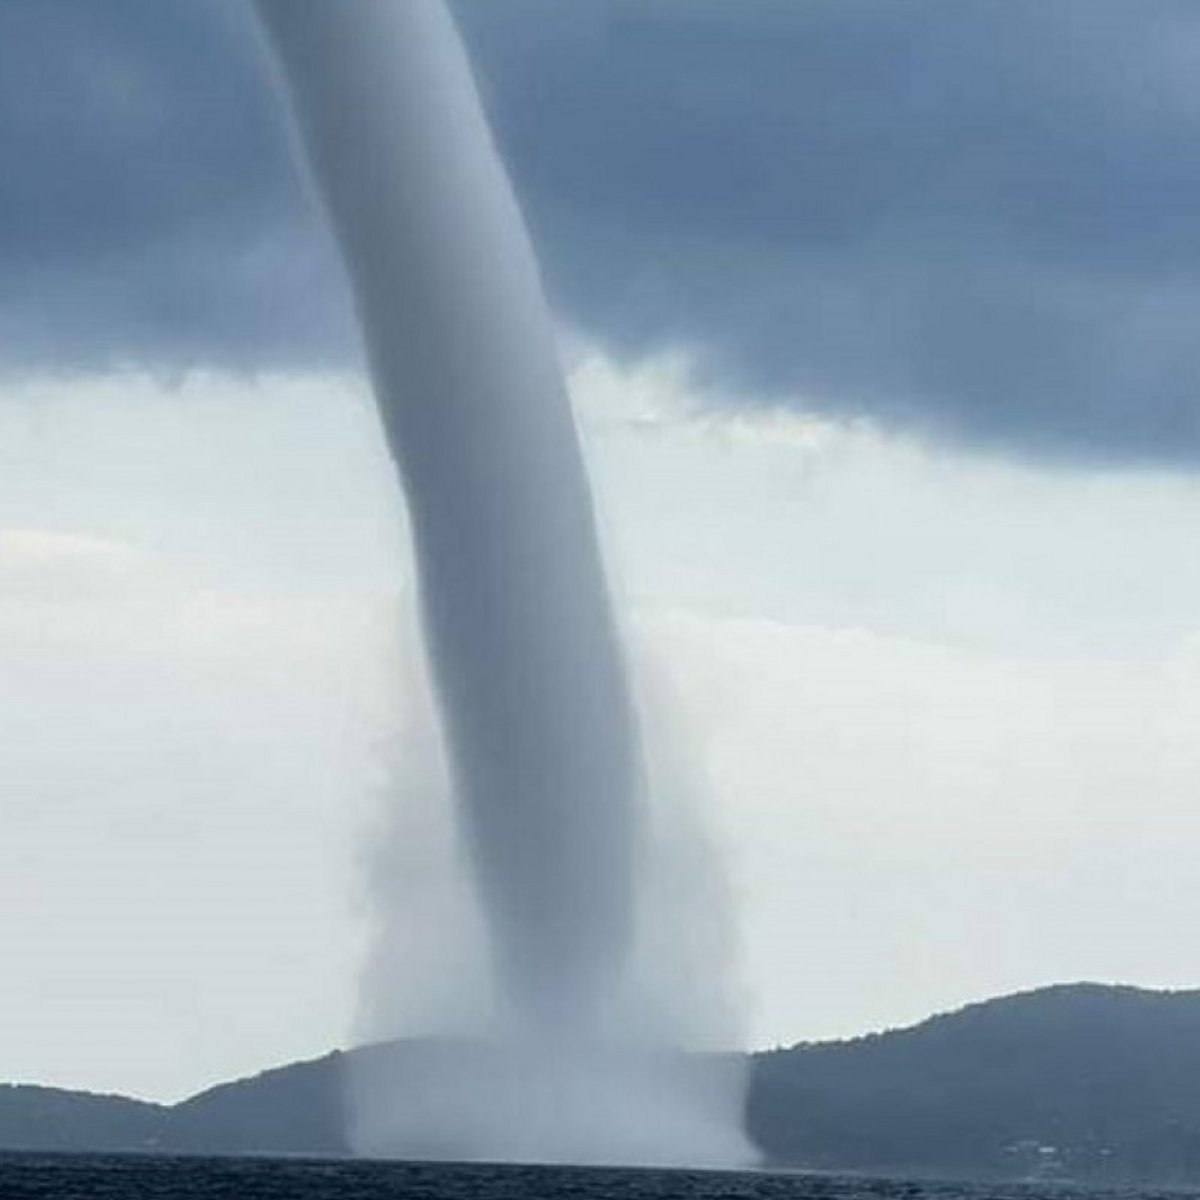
[4,0,1200,1102]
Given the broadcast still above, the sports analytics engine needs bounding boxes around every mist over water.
[254,0,749,1165]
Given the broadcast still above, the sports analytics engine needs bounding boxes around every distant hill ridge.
[6,983,1200,1184]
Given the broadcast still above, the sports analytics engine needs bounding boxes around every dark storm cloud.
[466,0,1200,464]
[0,0,354,372]
[4,0,1200,461]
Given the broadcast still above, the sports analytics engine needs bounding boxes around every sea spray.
[254,0,749,1164]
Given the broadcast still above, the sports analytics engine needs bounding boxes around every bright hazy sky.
[5,356,1200,1101]
[5,0,1200,1102]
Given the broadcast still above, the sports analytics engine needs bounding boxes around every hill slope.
[5,984,1200,1183]
[752,983,1200,1182]
[0,1085,163,1153]
[163,1051,347,1157]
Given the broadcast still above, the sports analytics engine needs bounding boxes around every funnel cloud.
[254,0,748,1165]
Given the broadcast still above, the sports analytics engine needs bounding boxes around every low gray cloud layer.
[0,0,354,372]
[4,0,1200,462]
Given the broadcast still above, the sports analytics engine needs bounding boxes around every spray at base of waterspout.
[348,1037,754,1167]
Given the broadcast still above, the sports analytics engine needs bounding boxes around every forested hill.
[5,984,1200,1185]
[0,1084,163,1152]
[752,983,1200,1182]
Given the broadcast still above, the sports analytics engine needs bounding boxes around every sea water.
[0,1154,1189,1200]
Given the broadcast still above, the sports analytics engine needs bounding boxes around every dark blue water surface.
[0,1156,1194,1200]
